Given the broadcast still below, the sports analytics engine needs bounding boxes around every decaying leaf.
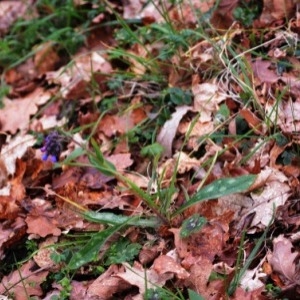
[268,235,300,285]
[157,106,191,157]
[116,262,172,296]
[0,88,52,134]
[240,259,267,291]
[250,168,290,227]
[0,217,26,259]
[46,51,112,99]
[87,265,131,299]
[33,236,59,270]
[25,199,61,238]
[152,255,190,279]
[192,82,226,122]
[0,1,35,36]
[0,260,48,299]
[259,0,295,25]
[0,134,36,175]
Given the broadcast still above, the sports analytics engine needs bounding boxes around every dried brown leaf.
[0,217,26,259]
[152,255,190,280]
[25,199,61,238]
[259,0,295,25]
[87,265,131,299]
[34,41,60,74]
[116,262,172,295]
[107,153,133,171]
[268,235,299,285]
[0,1,35,36]
[0,260,48,300]
[46,52,112,99]
[192,83,226,122]
[33,236,59,270]
[252,59,279,84]
[0,88,52,134]
[157,106,191,157]
[250,168,290,227]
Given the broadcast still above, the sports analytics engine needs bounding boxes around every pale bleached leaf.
[157,105,191,157]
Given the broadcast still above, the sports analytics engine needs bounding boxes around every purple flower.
[41,131,63,163]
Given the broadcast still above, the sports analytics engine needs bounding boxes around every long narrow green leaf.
[61,147,86,164]
[68,224,124,270]
[227,211,273,295]
[83,211,161,228]
[91,138,104,164]
[89,139,117,176]
[175,175,256,215]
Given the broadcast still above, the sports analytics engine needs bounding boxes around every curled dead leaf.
[157,106,191,157]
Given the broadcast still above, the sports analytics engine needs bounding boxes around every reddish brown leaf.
[0,89,52,134]
[152,255,190,280]
[0,217,26,258]
[259,0,295,25]
[34,41,60,74]
[87,265,131,299]
[268,235,299,285]
[25,200,61,238]
[46,51,112,99]
[0,260,48,300]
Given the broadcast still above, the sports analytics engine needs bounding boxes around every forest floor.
[0,1,300,299]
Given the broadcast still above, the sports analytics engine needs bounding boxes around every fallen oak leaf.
[25,199,61,238]
[152,255,190,280]
[268,235,300,286]
[0,88,52,134]
[115,262,172,296]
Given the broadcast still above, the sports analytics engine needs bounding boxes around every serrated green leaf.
[175,175,256,215]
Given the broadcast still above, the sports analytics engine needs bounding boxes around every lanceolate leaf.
[89,139,117,176]
[68,223,124,270]
[175,175,256,215]
[83,211,161,228]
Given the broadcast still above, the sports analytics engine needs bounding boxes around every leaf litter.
[0,0,300,299]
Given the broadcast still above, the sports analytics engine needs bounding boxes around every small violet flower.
[41,131,63,163]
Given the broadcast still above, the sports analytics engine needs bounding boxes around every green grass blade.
[175,175,256,215]
[227,211,273,296]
